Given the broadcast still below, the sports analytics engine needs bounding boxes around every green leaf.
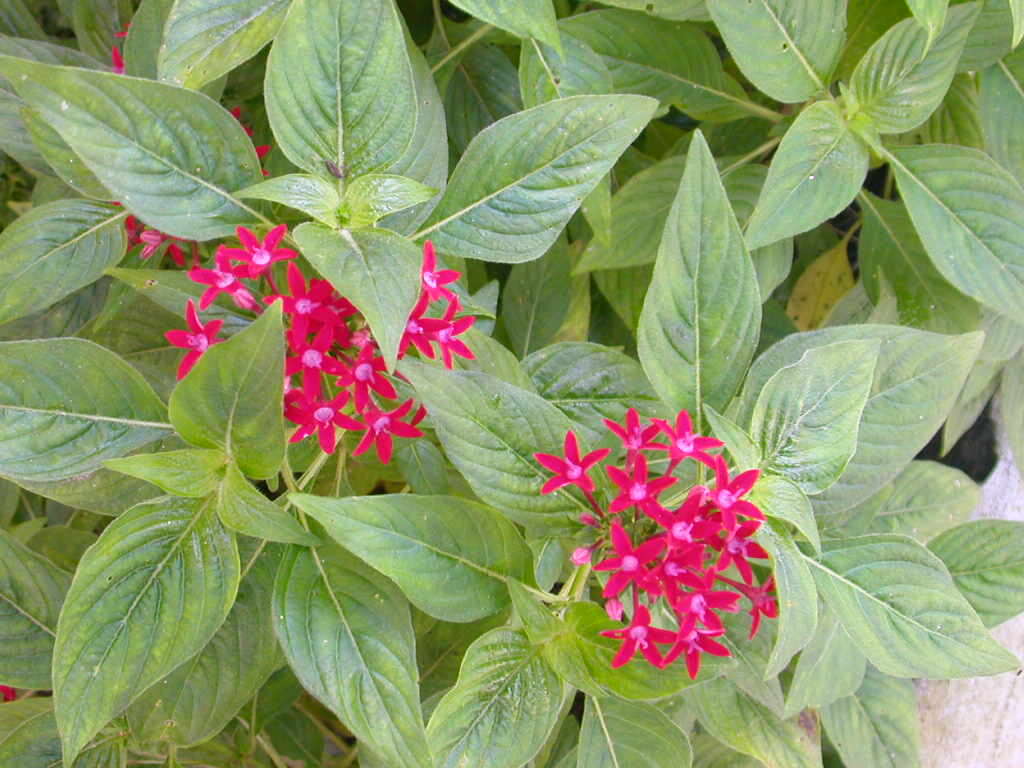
[858,191,979,334]
[821,666,921,768]
[455,328,535,389]
[21,108,111,199]
[71,0,123,61]
[426,627,565,768]
[168,303,285,479]
[503,238,571,357]
[637,131,761,426]
[126,541,284,746]
[906,0,949,42]
[447,0,561,50]
[342,174,438,229]
[0,0,47,38]
[918,72,984,149]
[158,0,290,88]
[928,520,1024,628]
[273,542,429,768]
[750,339,879,495]
[53,497,240,766]
[518,37,612,108]
[784,607,866,717]
[577,696,692,768]
[805,533,1018,678]
[980,49,1024,182]
[401,362,589,532]
[0,200,125,326]
[445,44,522,155]
[106,268,252,332]
[0,527,69,689]
[290,493,534,622]
[704,405,760,471]
[414,94,657,264]
[750,474,821,553]
[850,3,979,134]
[959,0,1015,72]
[0,338,170,483]
[0,698,61,767]
[217,461,319,545]
[294,224,420,370]
[0,57,262,240]
[854,460,979,541]
[561,10,773,121]
[1004,351,1024,478]
[104,448,227,498]
[1013,0,1024,45]
[736,326,982,518]
[746,101,868,250]
[237,174,342,227]
[708,0,844,104]
[265,0,417,179]
[523,342,664,446]
[720,612,786,716]
[889,143,1024,324]
[589,0,708,19]
[123,0,174,78]
[691,678,822,768]
[942,360,1001,454]
[757,521,819,678]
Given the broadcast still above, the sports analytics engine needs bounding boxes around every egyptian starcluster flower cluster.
[163,225,474,463]
[535,410,778,678]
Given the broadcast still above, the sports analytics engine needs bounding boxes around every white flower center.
[216,272,234,288]
[189,334,209,352]
[717,489,736,509]
[354,363,373,382]
[301,349,323,368]
[251,247,272,266]
[313,406,334,424]
[295,298,314,314]
[671,521,692,541]
[676,436,695,452]
[372,416,390,433]
[621,555,640,572]
[629,483,647,502]
[565,464,582,480]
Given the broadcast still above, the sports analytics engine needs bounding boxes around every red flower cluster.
[0,685,15,702]
[165,226,474,464]
[534,409,778,678]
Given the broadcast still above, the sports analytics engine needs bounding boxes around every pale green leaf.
[518,36,612,108]
[104,448,227,498]
[342,174,437,229]
[576,696,692,768]
[216,461,319,545]
[447,0,561,50]
[980,49,1024,182]
[784,607,866,717]
[906,0,949,43]
[237,174,342,227]
[749,473,821,553]
[445,44,522,155]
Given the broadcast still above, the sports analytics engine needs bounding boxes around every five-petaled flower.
[652,410,723,471]
[285,390,362,454]
[600,605,676,668]
[594,520,665,598]
[165,299,224,379]
[219,224,297,279]
[352,399,424,464]
[533,431,609,495]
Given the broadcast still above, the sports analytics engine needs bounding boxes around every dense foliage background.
[0,0,1023,766]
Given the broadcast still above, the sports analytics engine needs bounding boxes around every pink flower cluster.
[164,227,475,464]
[535,409,778,678]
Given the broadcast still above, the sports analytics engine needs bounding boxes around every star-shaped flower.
[600,605,676,668]
[594,520,665,599]
[165,299,224,379]
[534,431,610,495]
[651,410,723,470]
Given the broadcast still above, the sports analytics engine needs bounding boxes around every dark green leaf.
[0,698,60,767]
[806,533,1018,678]
[929,520,1024,628]
[393,439,449,495]
[591,0,707,19]
[72,0,123,61]
[0,338,170,483]
[26,526,96,573]
[576,696,692,768]
[273,542,430,768]
[106,268,252,332]
[918,72,983,148]
[445,44,522,155]
[21,109,110,199]
[294,224,420,370]
[217,461,319,545]
[503,238,571,357]
[0,0,46,38]
[168,303,285,479]
[104,448,227,498]
[53,497,240,765]
[123,0,174,79]
[414,94,657,264]
[291,493,534,622]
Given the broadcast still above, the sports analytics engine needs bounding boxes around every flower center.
[295,298,314,315]
[437,327,453,343]
[301,349,323,368]
[665,561,682,577]
[716,489,736,509]
[423,272,437,288]
[621,555,640,572]
[313,406,334,424]
[628,625,648,648]
[676,436,695,453]
[216,272,234,288]
[690,594,706,615]
[354,363,373,382]
[726,538,745,555]
[627,435,642,450]
[629,483,647,502]
[407,319,421,334]
[251,247,272,266]
[372,416,390,433]
[188,334,209,352]
[671,521,692,541]
[565,463,582,480]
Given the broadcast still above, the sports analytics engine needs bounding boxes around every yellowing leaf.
[787,231,855,330]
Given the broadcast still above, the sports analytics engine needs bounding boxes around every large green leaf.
[907,0,949,42]
[889,143,1024,324]
[929,520,1024,628]
[0,200,125,326]
[273,542,430,768]
[0,57,262,240]
[637,131,761,426]
[71,0,122,61]
[126,542,283,746]
[123,0,174,78]
[445,44,522,155]
[21,109,110,199]
[53,497,240,765]
[858,191,979,334]
[104,448,227,498]
[745,101,868,250]
[518,36,613,108]
[980,49,1024,182]
[806,534,1018,678]
[216,461,318,545]
[1004,351,1024,477]
[836,0,911,87]
[959,0,1015,72]
[750,339,879,495]
[784,607,866,717]
[749,473,820,552]
[918,72,984,149]
[291,493,534,623]
[0,528,69,689]
[849,3,979,134]
[590,0,708,19]
[576,696,692,768]
[447,0,561,50]
[821,666,921,768]
[692,678,822,768]
[523,342,664,446]
[708,0,845,104]
[735,326,982,518]
[158,0,290,89]
[560,11,771,121]
[294,224,420,370]
[168,303,285,479]
[426,627,565,768]
[265,0,417,179]
[0,698,61,767]
[0,338,170,483]
[401,362,590,533]
[501,238,570,357]
[414,94,657,264]
[0,0,47,38]
[106,268,252,333]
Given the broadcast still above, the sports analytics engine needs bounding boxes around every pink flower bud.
[580,513,598,527]
[571,547,592,565]
[605,598,624,621]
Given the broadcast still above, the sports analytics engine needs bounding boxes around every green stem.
[430,23,494,74]
[719,136,783,178]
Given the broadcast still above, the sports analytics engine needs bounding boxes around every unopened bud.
[571,547,592,565]
[605,598,624,621]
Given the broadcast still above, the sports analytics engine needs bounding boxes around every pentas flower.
[430,299,476,369]
[267,263,338,339]
[188,252,258,311]
[285,325,348,397]
[219,225,297,279]
[110,46,124,74]
[534,408,778,678]
[0,685,16,702]
[352,399,424,464]
[139,228,188,266]
[337,344,397,411]
[420,241,460,302]
[285,390,362,453]
[165,300,224,379]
